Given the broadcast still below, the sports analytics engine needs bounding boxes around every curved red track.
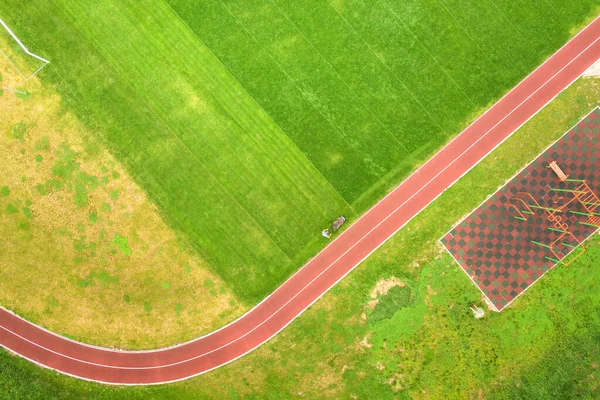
[2,17,600,385]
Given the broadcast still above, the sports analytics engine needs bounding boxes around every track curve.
[1,16,600,385]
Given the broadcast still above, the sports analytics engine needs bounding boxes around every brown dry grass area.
[0,59,247,349]
[369,277,406,299]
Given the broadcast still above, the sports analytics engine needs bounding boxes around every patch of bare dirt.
[358,334,373,349]
[387,373,405,392]
[370,276,406,298]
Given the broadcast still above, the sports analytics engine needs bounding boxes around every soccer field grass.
[2,0,597,303]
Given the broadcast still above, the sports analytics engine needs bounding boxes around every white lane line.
[1,16,599,386]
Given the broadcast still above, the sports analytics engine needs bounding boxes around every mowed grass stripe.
[234,0,446,151]
[217,0,420,183]
[53,0,347,258]
[382,0,504,106]
[165,0,409,202]
[326,0,470,138]
[218,0,399,179]
[492,0,588,56]
[434,0,535,79]
[253,0,454,200]
[2,0,342,302]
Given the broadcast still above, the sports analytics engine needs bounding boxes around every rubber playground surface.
[1,15,600,386]
[442,108,600,311]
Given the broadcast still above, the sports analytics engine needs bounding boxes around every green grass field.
[2,0,597,304]
[3,73,600,400]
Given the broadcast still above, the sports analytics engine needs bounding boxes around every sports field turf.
[2,0,597,305]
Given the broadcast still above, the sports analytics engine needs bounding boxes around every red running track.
[2,17,600,385]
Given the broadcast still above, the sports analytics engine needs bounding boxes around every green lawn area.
[1,0,597,304]
[3,71,600,400]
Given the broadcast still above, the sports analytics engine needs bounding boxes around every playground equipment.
[504,164,600,266]
[548,161,568,181]
[550,180,600,228]
[546,161,600,227]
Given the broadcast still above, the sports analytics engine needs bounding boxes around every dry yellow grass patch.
[0,59,247,349]
[369,276,406,298]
